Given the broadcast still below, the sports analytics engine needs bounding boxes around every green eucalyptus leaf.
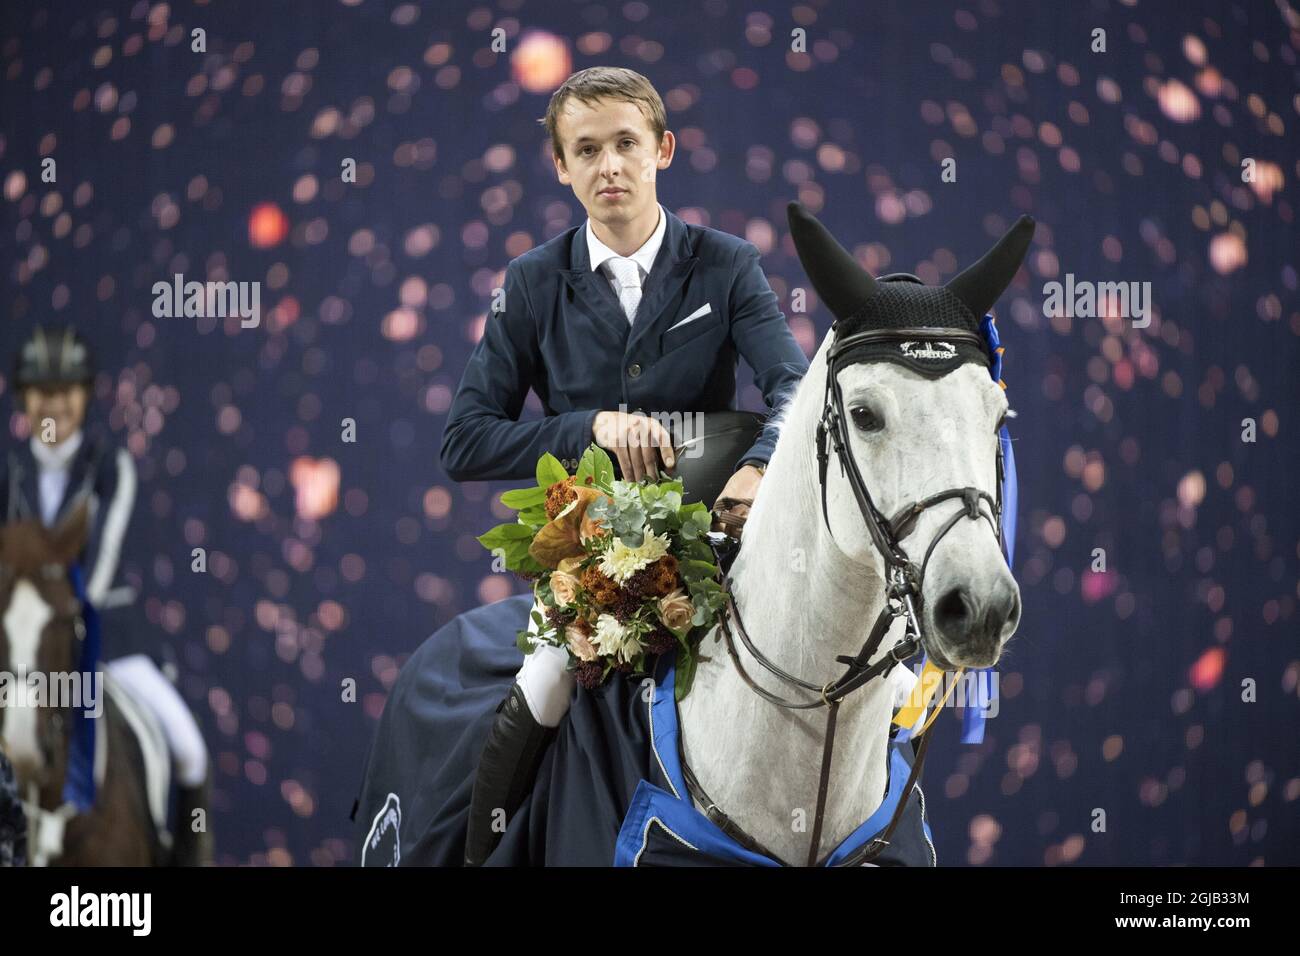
[683,539,715,562]
[681,558,719,582]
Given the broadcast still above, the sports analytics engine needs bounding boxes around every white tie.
[605,257,643,325]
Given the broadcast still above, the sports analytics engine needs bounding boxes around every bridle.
[691,322,1008,867]
[814,325,1006,607]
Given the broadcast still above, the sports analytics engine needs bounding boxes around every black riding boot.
[464,682,556,866]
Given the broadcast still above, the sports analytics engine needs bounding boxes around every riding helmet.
[12,324,96,389]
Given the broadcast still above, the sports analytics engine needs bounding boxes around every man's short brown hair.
[539,66,667,164]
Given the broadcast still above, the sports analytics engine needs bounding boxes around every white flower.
[598,528,670,583]
[592,613,641,663]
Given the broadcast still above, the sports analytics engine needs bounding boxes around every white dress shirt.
[29,428,84,527]
[585,202,667,318]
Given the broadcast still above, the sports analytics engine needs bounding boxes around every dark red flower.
[574,660,605,689]
[644,626,677,655]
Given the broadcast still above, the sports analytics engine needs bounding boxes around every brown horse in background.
[0,503,207,865]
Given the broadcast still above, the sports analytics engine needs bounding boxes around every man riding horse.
[356,194,1030,864]
[0,325,212,863]
[432,67,810,865]
[356,59,1030,865]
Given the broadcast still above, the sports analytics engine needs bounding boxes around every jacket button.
[627,363,641,378]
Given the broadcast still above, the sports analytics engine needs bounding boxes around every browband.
[828,327,990,379]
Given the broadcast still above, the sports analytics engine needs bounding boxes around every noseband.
[692,323,1008,866]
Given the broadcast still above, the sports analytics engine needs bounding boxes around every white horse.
[355,204,1033,867]
[678,206,1029,865]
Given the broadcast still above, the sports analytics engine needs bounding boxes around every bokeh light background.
[1,0,1296,865]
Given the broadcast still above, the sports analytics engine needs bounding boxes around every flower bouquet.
[477,444,726,699]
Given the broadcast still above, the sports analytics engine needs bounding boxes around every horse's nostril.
[936,585,1018,648]
[983,606,1006,642]
[1004,592,1022,633]
[986,582,1020,641]
[934,587,972,643]
[982,587,1024,639]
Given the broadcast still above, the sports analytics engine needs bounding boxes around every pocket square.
[666,303,713,331]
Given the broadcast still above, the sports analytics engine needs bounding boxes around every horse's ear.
[945,215,1036,320]
[49,497,91,566]
[787,201,878,321]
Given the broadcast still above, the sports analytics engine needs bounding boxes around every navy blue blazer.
[440,207,809,481]
[1,432,135,603]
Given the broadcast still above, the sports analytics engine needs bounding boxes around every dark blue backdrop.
[1,0,1295,865]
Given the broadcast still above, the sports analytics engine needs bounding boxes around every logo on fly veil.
[362,792,402,867]
[898,340,958,362]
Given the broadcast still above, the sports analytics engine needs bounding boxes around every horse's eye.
[849,405,883,433]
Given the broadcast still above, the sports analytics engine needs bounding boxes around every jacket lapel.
[5,449,37,523]
[17,449,40,523]
[626,210,698,356]
[560,224,634,343]
[54,439,98,525]
[558,268,630,343]
[6,439,99,527]
[559,210,700,355]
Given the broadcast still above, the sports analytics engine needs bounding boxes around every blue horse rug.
[353,592,935,866]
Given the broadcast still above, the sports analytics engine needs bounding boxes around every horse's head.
[789,203,1033,670]
[0,503,89,793]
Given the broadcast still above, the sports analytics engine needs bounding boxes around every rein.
[688,325,1007,866]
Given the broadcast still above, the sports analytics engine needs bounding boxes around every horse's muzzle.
[928,577,1021,668]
